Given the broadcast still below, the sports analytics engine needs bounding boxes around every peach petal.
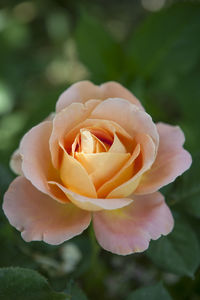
[60,145,97,198]
[75,152,131,189]
[90,98,159,148]
[10,149,23,176]
[100,81,144,109]
[3,177,91,244]
[56,81,102,112]
[48,181,133,211]
[93,192,174,255]
[94,135,108,152]
[71,134,81,156]
[135,123,192,194]
[56,81,143,113]
[19,121,64,202]
[107,133,156,198]
[97,144,141,198]
[50,100,101,168]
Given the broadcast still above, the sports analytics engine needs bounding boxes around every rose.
[3,81,192,255]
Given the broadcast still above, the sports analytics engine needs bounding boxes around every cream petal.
[19,121,65,202]
[80,130,96,153]
[75,152,131,189]
[48,181,133,212]
[108,133,127,153]
[60,144,97,198]
[90,98,159,149]
[10,149,23,176]
[107,133,156,198]
[56,81,144,113]
[3,177,91,245]
[93,192,174,255]
[135,123,192,194]
[97,144,141,198]
[50,100,101,169]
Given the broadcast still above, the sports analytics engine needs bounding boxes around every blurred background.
[0,0,200,299]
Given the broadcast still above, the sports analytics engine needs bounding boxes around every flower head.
[3,81,192,255]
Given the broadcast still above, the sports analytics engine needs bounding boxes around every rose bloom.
[3,81,192,255]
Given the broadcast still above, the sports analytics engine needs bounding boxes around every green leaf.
[126,282,172,300]
[0,267,66,300]
[64,280,88,300]
[169,69,200,152]
[147,217,200,277]
[173,156,200,218]
[75,12,122,82]
[126,3,200,79]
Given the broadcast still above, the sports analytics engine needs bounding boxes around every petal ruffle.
[3,177,91,244]
[135,123,192,194]
[93,192,174,255]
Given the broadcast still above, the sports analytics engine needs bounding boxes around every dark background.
[0,1,200,299]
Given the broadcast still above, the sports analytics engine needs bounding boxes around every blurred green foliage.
[0,1,200,299]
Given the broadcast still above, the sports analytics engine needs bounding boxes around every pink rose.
[3,81,192,255]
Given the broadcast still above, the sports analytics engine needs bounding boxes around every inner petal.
[75,152,131,190]
[107,133,156,198]
[108,133,127,153]
[59,143,97,198]
[97,143,141,198]
[80,130,96,153]
[63,119,134,155]
[71,130,108,156]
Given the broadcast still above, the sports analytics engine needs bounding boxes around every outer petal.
[56,81,102,112]
[93,192,174,255]
[135,123,192,194]
[56,81,143,112]
[48,181,133,212]
[19,121,64,200]
[90,98,159,148]
[3,177,91,245]
[100,81,144,109]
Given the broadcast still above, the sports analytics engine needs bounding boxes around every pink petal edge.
[93,192,174,255]
[3,176,91,245]
[135,123,192,194]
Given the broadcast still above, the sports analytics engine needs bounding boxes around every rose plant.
[3,81,192,255]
